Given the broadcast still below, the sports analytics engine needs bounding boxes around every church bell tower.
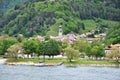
[58,25,62,36]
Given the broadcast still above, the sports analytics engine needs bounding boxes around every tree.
[45,39,60,58]
[22,39,39,58]
[5,44,22,58]
[44,35,50,41]
[73,38,90,58]
[106,47,120,62]
[16,34,24,42]
[85,40,105,60]
[37,42,46,62]
[0,34,9,42]
[85,46,91,59]
[91,40,102,47]
[73,38,90,53]
[0,37,18,55]
[91,46,98,59]
[91,45,105,60]
[37,39,60,62]
[65,47,79,62]
[106,24,120,45]
[97,46,105,59]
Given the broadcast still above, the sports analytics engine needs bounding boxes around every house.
[79,34,87,38]
[86,38,99,43]
[64,34,77,44]
[99,33,106,38]
[29,36,45,41]
[105,44,120,54]
[112,44,120,49]
[36,36,45,41]
[105,46,112,54]
[50,33,77,44]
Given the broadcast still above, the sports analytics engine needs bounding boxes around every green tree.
[37,39,60,62]
[45,39,60,58]
[106,47,120,62]
[86,40,105,60]
[16,34,24,42]
[0,37,18,55]
[22,39,39,58]
[5,44,22,58]
[65,47,79,62]
[44,35,50,41]
[91,45,105,60]
[73,38,90,53]
[106,24,120,45]
[97,46,105,59]
[0,34,9,42]
[91,46,98,59]
[85,46,91,59]
[38,42,46,62]
[91,40,102,47]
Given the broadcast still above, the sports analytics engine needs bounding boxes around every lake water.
[0,64,120,80]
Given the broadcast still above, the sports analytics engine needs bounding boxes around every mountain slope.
[0,0,28,17]
[0,0,119,37]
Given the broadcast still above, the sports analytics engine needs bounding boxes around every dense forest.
[0,0,28,17]
[106,23,120,44]
[0,0,119,37]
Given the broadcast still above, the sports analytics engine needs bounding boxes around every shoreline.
[65,64,120,67]
[4,61,120,67]
[1,58,120,67]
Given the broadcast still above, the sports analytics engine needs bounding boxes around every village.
[11,25,120,63]
[0,25,119,65]
[31,25,119,54]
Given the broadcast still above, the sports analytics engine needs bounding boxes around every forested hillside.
[106,23,120,45]
[0,0,28,17]
[0,0,119,37]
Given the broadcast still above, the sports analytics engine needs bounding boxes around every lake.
[0,64,120,80]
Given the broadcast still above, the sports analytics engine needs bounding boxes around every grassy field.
[81,19,119,33]
[65,59,120,65]
[6,58,65,63]
[81,19,97,32]
[6,58,120,65]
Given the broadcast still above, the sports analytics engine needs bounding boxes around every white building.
[58,25,62,36]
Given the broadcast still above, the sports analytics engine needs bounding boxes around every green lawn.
[6,58,120,65]
[65,59,120,65]
[6,58,65,64]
